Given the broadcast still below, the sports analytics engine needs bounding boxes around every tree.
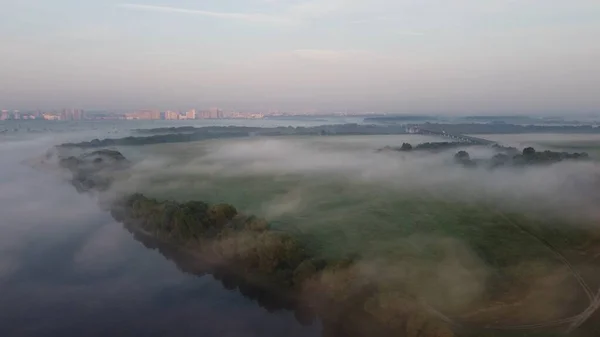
[523,147,536,156]
[245,216,270,232]
[454,151,475,167]
[491,153,509,167]
[454,151,470,161]
[208,204,238,228]
[400,143,413,151]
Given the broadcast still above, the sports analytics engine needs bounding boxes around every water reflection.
[124,223,318,327]
[118,220,410,337]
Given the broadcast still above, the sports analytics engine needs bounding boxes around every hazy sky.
[1,0,599,114]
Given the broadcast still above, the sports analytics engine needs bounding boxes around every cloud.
[117,3,294,25]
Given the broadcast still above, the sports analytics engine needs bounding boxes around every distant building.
[42,113,60,121]
[205,107,223,119]
[126,110,160,120]
[60,109,85,121]
[406,127,420,134]
[198,110,209,119]
[186,109,196,120]
[165,110,179,120]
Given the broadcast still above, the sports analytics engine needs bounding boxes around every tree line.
[454,147,590,168]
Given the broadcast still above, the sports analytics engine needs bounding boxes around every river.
[0,121,321,337]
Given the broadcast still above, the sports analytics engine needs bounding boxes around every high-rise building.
[208,107,222,119]
[186,109,196,120]
[60,108,84,120]
[62,109,72,120]
[165,110,179,120]
[125,110,161,120]
[42,113,60,120]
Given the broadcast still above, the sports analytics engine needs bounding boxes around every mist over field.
[86,134,600,331]
[4,123,600,336]
[115,135,600,224]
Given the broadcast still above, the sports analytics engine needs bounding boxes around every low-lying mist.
[2,128,323,337]
[116,136,600,225]
[0,133,130,284]
[26,131,600,335]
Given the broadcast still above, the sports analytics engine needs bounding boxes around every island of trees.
[59,149,130,192]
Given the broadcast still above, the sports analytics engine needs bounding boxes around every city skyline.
[1,1,599,115]
[0,107,272,121]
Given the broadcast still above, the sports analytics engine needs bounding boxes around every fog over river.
[0,122,321,337]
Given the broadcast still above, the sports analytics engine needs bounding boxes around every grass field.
[106,134,600,332]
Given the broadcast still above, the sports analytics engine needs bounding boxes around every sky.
[0,0,599,114]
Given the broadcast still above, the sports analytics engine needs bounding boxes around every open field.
[73,133,600,335]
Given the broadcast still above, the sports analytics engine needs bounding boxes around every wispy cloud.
[118,3,294,25]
